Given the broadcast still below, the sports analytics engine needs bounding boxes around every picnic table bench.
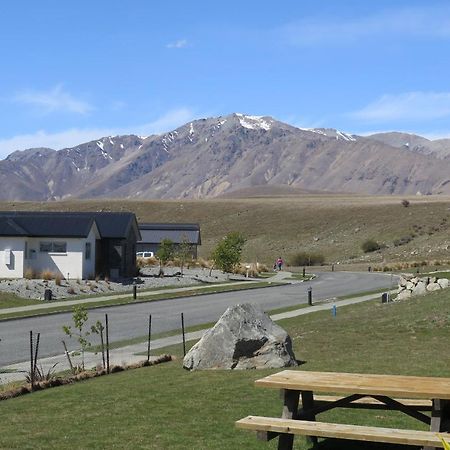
[236,370,450,449]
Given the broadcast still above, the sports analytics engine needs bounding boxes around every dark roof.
[0,211,140,239]
[138,223,201,245]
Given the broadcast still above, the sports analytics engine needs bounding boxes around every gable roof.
[0,211,140,239]
[138,223,201,245]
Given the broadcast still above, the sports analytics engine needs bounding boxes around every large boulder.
[412,281,426,296]
[183,303,298,370]
[426,282,441,292]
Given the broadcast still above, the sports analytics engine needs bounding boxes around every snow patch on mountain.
[236,113,272,131]
[299,128,327,136]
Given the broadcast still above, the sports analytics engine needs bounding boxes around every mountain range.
[2,113,450,201]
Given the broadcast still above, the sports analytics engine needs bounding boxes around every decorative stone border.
[397,274,449,300]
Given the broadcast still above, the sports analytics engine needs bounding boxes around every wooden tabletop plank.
[255,371,450,399]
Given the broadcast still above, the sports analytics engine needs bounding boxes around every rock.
[438,278,449,289]
[412,281,426,296]
[397,290,412,300]
[405,281,415,290]
[183,303,298,370]
[398,277,408,287]
[426,283,441,292]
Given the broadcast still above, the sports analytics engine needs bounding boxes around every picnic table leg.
[277,389,300,450]
[301,390,318,447]
[424,399,450,450]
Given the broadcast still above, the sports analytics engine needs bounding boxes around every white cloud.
[349,92,450,122]
[0,107,198,160]
[14,84,93,115]
[166,39,188,49]
[280,6,450,46]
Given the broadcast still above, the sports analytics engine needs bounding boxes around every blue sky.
[1,0,450,158]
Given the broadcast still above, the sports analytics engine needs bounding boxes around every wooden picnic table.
[237,370,450,450]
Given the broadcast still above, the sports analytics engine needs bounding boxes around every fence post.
[34,332,40,375]
[181,313,186,357]
[133,283,137,300]
[105,313,110,374]
[307,287,313,306]
[29,330,34,391]
[147,314,152,362]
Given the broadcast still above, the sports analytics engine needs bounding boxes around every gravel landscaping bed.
[0,267,239,300]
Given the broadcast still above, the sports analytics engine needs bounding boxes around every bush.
[137,256,158,268]
[289,252,325,266]
[55,274,62,286]
[41,269,55,280]
[401,199,410,207]
[393,235,413,247]
[212,232,247,273]
[361,239,381,253]
[24,268,36,280]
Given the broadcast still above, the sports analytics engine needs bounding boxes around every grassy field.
[0,195,449,267]
[0,288,449,449]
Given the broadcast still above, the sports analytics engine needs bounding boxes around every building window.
[85,242,91,260]
[40,242,52,252]
[39,241,67,253]
[53,242,67,253]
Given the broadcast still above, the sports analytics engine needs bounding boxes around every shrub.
[41,270,55,280]
[257,263,269,273]
[24,268,36,280]
[289,252,325,266]
[212,232,247,273]
[393,235,413,247]
[401,199,410,207]
[197,258,211,268]
[67,287,76,295]
[55,274,62,286]
[361,239,381,253]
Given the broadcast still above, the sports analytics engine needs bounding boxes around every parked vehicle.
[136,251,154,258]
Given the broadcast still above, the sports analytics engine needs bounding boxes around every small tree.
[91,320,106,369]
[62,305,91,371]
[156,238,174,276]
[177,235,192,276]
[212,232,246,273]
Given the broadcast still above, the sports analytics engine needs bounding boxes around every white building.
[0,211,140,279]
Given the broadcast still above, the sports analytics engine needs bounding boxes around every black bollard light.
[307,287,313,306]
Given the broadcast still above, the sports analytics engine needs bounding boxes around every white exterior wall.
[0,237,25,278]
[24,226,98,279]
[25,237,84,279]
[82,227,97,279]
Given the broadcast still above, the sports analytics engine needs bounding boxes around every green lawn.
[0,289,449,449]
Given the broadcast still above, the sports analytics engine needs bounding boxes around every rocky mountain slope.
[2,113,450,200]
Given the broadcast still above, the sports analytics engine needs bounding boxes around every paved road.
[0,271,394,366]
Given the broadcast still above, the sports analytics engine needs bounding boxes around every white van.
[136,251,154,258]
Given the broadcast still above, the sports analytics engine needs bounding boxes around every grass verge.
[0,289,449,448]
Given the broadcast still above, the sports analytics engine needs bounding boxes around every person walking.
[276,256,283,271]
